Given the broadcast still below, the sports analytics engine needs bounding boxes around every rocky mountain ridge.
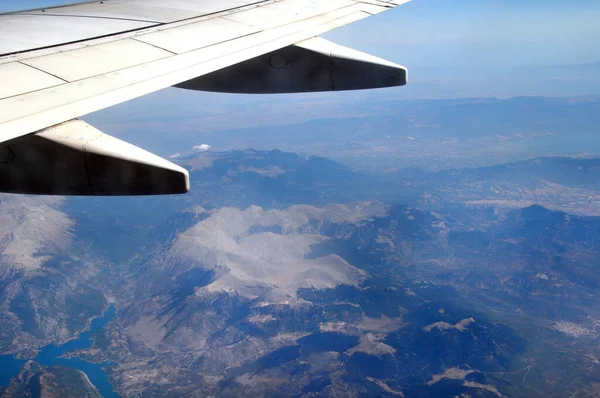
[1,150,599,397]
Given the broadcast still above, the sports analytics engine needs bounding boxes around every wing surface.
[0,0,411,195]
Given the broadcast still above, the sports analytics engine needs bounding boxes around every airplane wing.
[0,0,410,195]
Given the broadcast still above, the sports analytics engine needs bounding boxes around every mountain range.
[1,150,599,397]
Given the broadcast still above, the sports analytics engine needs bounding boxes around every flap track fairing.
[0,120,189,195]
[175,37,407,94]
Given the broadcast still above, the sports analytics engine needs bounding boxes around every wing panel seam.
[0,0,100,16]
[17,61,69,86]
[0,25,163,58]
[16,12,163,24]
[220,3,359,31]
[130,37,177,55]
[0,0,274,58]
[357,0,394,8]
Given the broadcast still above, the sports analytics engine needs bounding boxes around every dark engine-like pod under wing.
[175,37,407,94]
[0,120,189,195]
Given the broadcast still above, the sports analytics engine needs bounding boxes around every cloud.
[193,144,211,152]
[169,153,181,159]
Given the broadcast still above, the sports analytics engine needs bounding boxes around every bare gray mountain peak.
[168,203,386,301]
[423,317,476,333]
[346,333,396,357]
[233,165,289,178]
[0,196,73,271]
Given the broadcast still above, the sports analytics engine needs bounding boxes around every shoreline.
[2,304,116,360]
[77,369,103,396]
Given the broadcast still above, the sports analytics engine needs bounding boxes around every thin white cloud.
[193,144,211,152]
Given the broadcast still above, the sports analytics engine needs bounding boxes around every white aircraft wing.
[0,0,410,195]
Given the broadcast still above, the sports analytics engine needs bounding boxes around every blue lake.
[0,306,119,397]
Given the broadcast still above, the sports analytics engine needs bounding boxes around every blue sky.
[3,0,599,68]
[324,0,600,68]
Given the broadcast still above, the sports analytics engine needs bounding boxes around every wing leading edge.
[0,0,411,196]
